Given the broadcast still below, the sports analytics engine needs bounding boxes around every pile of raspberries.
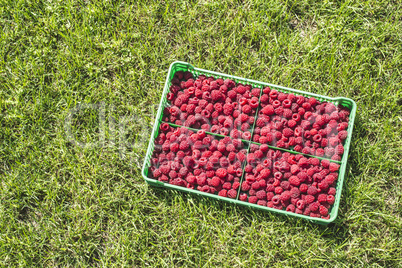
[240,144,340,219]
[162,71,259,140]
[149,123,248,198]
[162,71,350,160]
[149,70,351,219]
[254,88,350,160]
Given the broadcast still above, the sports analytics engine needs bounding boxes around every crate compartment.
[252,88,351,160]
[161,71,261,140]
[238,144,340,220]
[148,123,249,198]
[142,61,357,224]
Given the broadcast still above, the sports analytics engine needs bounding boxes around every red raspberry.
[304,195,315,204]
[317,194,327,203]
[266,184,275,192]
[289,176,301,186]
[261,105,275,115]
[186,175,197,184]
[197,176,207,186]
[159,164,170,175]
[319,205,329,216]
[274,186,283,194]
[248,196,258,203]
[179,167,188,177]
[288,119,297,128]
[299,183,308,193]
[309,202,319,212]
[252,181,261,190]
[338,130,348,140]
[209,177,221,187]
[286,204,296,212]
[236,85,247,94]
[307,186,318,196]
[227,189,237,199]
[290,187,300,198]
[249,189,256,196]
[260,169,271,179]
[171,178,187,187]
[200,185,210,192]
[152,169,162,178]
[335,144,344,155]
[266,192,274,201]
[280,181,290,190]
[221,182,231,190]
[227,90,237,99]
[257,200,267,206]
[280,191,291,201]
[239,193,248,201]
[321,159,330,168]
[283,128,294,138]
[298,157,309,168]
[232,181,240,190]
[218,189,228,197]
[325,175,336,185]
[272,195,281,205]
[327,195,335,205]
[329,162,340,172]
[328,187,336,196]
[296,199,305,210]
[315,148,325,157]
[241,181,251,191]
[251,88,261,97]
[318,180,329,190]
[256,190,267,200]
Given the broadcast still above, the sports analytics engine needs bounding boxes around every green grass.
[0,0,401,266]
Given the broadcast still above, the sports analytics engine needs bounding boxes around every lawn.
[0,0,401,266]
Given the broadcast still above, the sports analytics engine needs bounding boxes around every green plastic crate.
[142,61,357,224]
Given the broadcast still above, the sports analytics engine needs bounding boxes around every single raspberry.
[329,162,340,172]
[283,128,294,138]
[338,130,348,141]
[296,199,305,210]
[272,195,281,205]
[318,180,329,190]
[290,188,300,198]
[309,202,319,212]
[239,193,248,201]
[261,105,275,116]
[327,195,335,205]
[171,178,187,187]
[200,185,210,192]
[152,169,162,178]
[315,148,325,157]
[289,176,301,186]
[317,194,328,203]
[304,195,315,204]
[256,190,267,200]
[251,181,261,190]
[319,205,329,216]
[325,175,336,185]
[256,200,266,206]
[280,191,291,201]
[227,189,237,199]
[327,187,336,196]
[196,176,207,186]
[209,177,221,187]
[298,157,309,168]
[247,196,257,203]
[232,181,240,190]
[299,183,308,193]
[218,189,228,197]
